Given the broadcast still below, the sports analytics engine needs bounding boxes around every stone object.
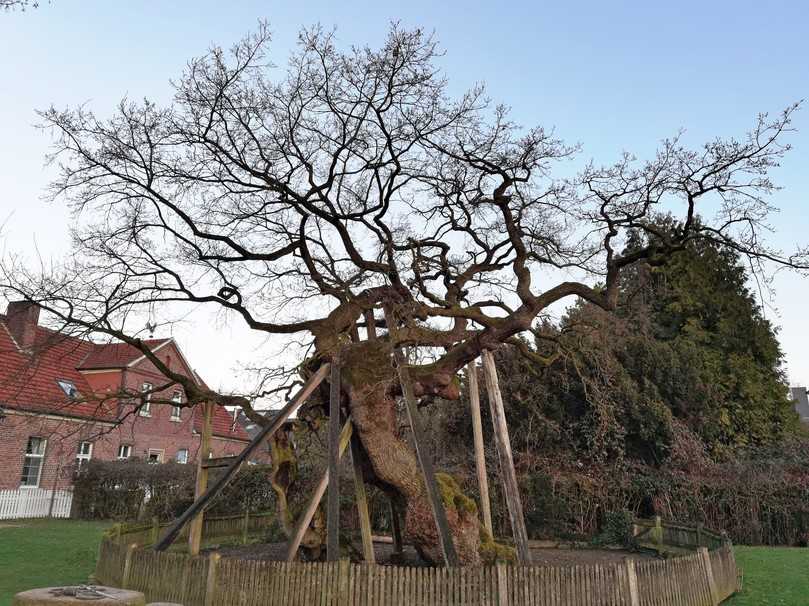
[12,586,146,605]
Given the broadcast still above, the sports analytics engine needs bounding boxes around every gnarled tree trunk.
[340,340,484,565]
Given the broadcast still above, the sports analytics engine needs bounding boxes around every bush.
[72,459,277,521]
[593,510,636,549]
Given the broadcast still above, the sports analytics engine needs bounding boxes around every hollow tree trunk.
[341,341,483,565]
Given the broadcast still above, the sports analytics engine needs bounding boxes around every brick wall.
[0,324,267,491]
[0,406,258,490]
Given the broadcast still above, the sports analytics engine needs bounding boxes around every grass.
[726,545,809,605]
[1,520,807,604]
[0,518,109,605]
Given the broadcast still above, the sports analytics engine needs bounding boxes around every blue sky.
[1,1,807,392]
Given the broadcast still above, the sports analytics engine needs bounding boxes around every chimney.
[5,301,40,351]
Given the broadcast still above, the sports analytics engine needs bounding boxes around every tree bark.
[340,341,482,565]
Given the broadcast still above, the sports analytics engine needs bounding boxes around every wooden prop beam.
[285,419,353,562]
[481,349,531,563]
[389,499,404,555]
[385,316,459,566]
[326,360,342,561]
[188,401,214,555]
[200,455,239,469]
[466,361,493,536]
[350,433,375,563]
[154,363,331,552]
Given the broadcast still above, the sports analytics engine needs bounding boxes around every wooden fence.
[95,517,739,605]
[0,488,72,520]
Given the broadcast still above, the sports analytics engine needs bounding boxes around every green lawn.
[726,546,809,605]
[1,521,807,605]
[0,519,109,605]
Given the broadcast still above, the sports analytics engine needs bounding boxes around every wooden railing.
[95,516,740,605]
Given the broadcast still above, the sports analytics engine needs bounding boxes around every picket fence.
[94,516,740,605]
[0,488,72,520]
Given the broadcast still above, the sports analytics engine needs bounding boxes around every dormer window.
[56,380,80,400]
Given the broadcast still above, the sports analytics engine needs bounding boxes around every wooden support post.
[363,309,377,340]
[624,557,640,606]
[338,558,351,605]
[653,515,663,550]
[700,546,720,605]
[150,516,160,545]
[241,509,250,545]
[121,543,137,589]
[204,552,220,606]
[188,401,213,555]
[466,361,493,537]
[327,359,342,561]
[350,433,375,563]
[496,562,508,606]
[481,349,531,563]
[386,310,458,566]
[389,500,403,555]
[286,420,353,562]
[155,364,331,551]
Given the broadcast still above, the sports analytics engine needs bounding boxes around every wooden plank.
[155,363,330,551]
[389,499,404,556]
[350,432,375,563]
[466,361,493,537]
[699,547,720,605]
[286,420,353,562]
[201,455,240,469]
[327,360,343,562]
[188,401,213,555]
[481,349,531,563]
[390,342,460,567]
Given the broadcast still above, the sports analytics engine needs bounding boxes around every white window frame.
[170,390,182,421]
[147,449,164,463]
[140,382,153,416]
[21,436,47,488]
[117,444,132,460]
[175,448,189,464]
[56,379,80,400]
[76,441,93,468]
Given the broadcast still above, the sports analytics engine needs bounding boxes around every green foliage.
[592,510,637,549]
[446,224,798,468]
[72,459,276,521]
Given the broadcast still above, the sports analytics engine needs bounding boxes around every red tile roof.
[194,406,250,441]
[77,339,171,370]
[0,317,115,421]
[0,315,250,441]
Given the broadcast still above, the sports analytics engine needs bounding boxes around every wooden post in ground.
[286,420,354,562]
[350,432,375,563]
[188,401,213,555]
[481,349,531,563]
[121,543,137,589]
[204,552,221,606]
[155,364,331,552]
[624,557,640,606]
[386,308,459,567]
[466,361,493,537]
[363,309,377,340]
[389,500,404,556]
[699,546,720,605]
[327,359,342,561]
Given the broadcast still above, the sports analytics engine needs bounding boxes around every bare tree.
[1,0,41,10]
[2,24,805,563]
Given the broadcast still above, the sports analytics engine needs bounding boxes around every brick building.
[0,301,254,491]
